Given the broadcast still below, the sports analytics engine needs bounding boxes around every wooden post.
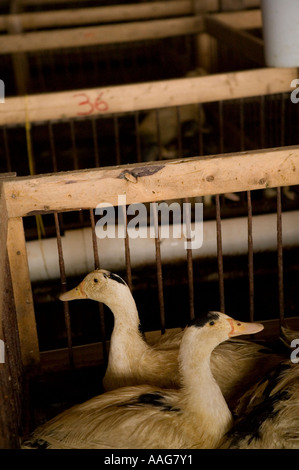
[0,174,22,448]
[7,217,40,368]
[204,14,265,66]
[9,0,30,96]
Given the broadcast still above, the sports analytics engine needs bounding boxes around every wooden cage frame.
[1,3,263,95]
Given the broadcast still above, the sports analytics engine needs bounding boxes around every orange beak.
[59,281,88,301]
[226,317,264,337]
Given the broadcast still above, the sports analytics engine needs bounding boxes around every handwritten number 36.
[73,92,109,116]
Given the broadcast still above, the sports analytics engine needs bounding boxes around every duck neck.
[179,335,232,447]
[106,289,147,350]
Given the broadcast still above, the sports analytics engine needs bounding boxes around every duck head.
[185,311,264,349]
[59,269,128,303]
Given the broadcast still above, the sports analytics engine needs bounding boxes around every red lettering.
[94,92,109,112]
[74,92,109,116]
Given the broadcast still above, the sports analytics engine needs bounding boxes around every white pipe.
[27,210,299,282]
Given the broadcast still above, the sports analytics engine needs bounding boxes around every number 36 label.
[73,92,109,116]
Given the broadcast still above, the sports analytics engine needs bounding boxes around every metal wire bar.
[48,121,66,233]
[277,187,285,325]
[216,100,225,313]
[152,202,166,334]
[34,53,47,93]
[239,97,255,322]
[91,117,100,168]
[239,98,245,152]
[2,127,12,172]
[69,119,79,171]
[113,115,121,165]
[89,209,100,270]
[89,208,108,364]
[176,106,183,157]
[247,190,255,322]
[48,121,58,173]
[215,195,225,313]
[134,111,142,164]
[260,95,265,148]
[69,119,85,226]
[277,94,286,326]
[54,212,73,368]
[121,204,133,292]
[280,94,286,148]
[218,100,224,154]
[155,109,162,161]
[198,103,204,156]
[184,198,195,320]
[175,107,195,319]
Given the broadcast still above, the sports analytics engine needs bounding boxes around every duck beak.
[59,281,88,301]
[226,317,264,337]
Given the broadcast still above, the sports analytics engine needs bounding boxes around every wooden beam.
[212,9,262,29]
[204,14,265,66]
[39,316,299,372]
[3,145,299,219]
[0,68,296,126]
[18,0,218,10]
[221,0,257,10]
[0,1,194,31]
[7,217,40,367]
[19,0,260,10]
[39,328,183,371]
[0,16,203,54]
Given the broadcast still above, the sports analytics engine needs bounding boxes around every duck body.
[23,383,228,449]
[220,360,299,449]
[23,312,264,449]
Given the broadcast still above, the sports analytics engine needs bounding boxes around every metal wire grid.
[2,35,196,97]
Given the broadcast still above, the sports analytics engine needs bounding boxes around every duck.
[138,67,210,163]
[60,269,285,408]
[22,311,264,449]
[60,269,180,391]
[219,358,299,449]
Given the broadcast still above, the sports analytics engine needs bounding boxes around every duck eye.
[209,321,215,326]
[94,278,99,283]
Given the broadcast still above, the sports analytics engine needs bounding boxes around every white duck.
[23,311,263,449]
[60,269,284,408]
[60,269,180,391]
